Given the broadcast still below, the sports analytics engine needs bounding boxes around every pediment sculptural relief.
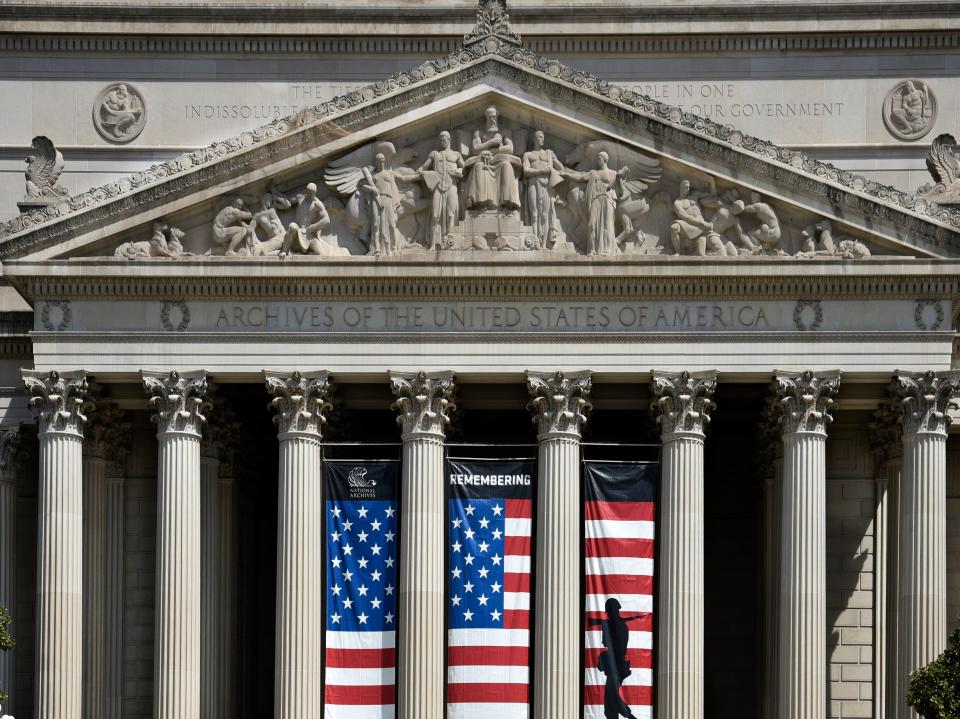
[105,104,874,261]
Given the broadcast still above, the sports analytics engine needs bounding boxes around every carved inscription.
[630,82,845,121]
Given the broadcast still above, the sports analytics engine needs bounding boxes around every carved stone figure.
[281,183,344,256]
[250,179,292,253]
[22,136,69,206]
[562,151,630,256]
[742,191,783,253]
[115,219,192,259]
[918,133,960,204]
[359,151,420,255]
[699,193,749,255]
[94,83,147,143]
[212,198,256,255]
[669,180,732,256]
[325,140,428,252]
[464,106,521,211]
[796,220,871,259]
[522,130,565,249]
[418,131,465,249]
[564,141,661,255]
[883,80,936,141]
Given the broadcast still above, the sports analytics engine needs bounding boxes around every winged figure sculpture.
[24,136,69,202]
[919,134,960,205]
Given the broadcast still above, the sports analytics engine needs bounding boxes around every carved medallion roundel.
[93,82,147,143]
[882,80,937,142]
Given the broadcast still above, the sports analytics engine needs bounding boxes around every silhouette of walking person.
[588,597,649,719]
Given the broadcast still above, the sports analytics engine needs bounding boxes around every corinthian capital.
[869,400,902,465]
[773,369,841,436]
[142,370,209,437]
[264,370,332,439]
[84,390,132,460]
[891,369,960,437]
[526,370,591,439]
[23,369,90,437]
[390,370,456,439]
[0,425,27,479]
[651,370,717,437]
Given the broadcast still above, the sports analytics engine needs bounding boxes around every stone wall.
[826,420,875,719]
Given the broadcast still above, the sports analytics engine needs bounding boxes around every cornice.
[0,31,956,57]
[6,258,960,301]
[1,33,958,259]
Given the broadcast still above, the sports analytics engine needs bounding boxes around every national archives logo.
[883,80,937,142]
[93,83,147,143]
[347,466,378,499]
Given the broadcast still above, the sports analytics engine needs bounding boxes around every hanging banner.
[583,461,658,719]
[324,460,400,719]
[446,458,535,719]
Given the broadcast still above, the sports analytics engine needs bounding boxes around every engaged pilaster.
[773,369,840,719]
[891,370,960,719]
[23,369,90,719]
[265,370,332,719]
[526,370,591,719]
[651,370,717,719]
[82,396,127,719]
[0,426,25,715]
[390,370,455,719]
[142,370,208,719]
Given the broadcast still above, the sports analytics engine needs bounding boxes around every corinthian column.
[651,370,717,719]
[142,370,208,719]
[390,370,455,719]
[526,370,591,719]
[0,426,25,715]
[773,369,841,719]
[891,370,960,719]
[265,371,332,719]
[23,369,90,719]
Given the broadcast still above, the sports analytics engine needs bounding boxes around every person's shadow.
[588,597,650,719]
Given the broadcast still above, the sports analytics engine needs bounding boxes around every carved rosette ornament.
[526,371,592,439]
[23,369,90,437]
[142,370,209,437]
[390,370,456,439]
[890,369,960,437]
[772,370,841,436]
[651,370,717,437]
[264,370,333,440]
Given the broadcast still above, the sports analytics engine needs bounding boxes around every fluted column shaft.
[0,428,23,715]
[82,451,107,719]
[651,370,716,719]
[398,435,445,718]
[200,451,220,719]
[24,369,90,719]
[773,369,839,719]
[534,433,581,718]
[104,466,125,719]
[390,370,455,719]
[891,370,959,719]
[218,471,236,718]
[527,370,591,719]
[779,431,827,719]
[143,370,208,719]
[265,370,331,719]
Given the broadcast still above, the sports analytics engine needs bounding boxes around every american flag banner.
[583,461,658,719]
[446,458,535,719]
[324,460,401,719]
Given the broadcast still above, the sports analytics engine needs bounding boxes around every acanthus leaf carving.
[0,426,28,477]
[142,369,209,436]
[23,369,91,437]
[869,400,902,466]
[390,370,456,439]
[772,369,841,435]
[651,370,717,436]
[463,0,522,49]
[890,369,960,437]
[84,391,132,461]
[526,370,591,438]
[264,370,333,439]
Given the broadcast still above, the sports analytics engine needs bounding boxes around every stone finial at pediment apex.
[463,0,522,49]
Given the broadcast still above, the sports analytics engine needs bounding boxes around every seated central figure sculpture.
[464,106,521,211]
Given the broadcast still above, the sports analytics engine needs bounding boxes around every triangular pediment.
[2,36,959,264]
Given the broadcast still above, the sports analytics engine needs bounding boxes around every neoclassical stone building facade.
[1,2,959,719]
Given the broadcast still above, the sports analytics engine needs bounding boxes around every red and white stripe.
[584,500,655,719]
[448,498,532,719]
[324,630,396,719]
